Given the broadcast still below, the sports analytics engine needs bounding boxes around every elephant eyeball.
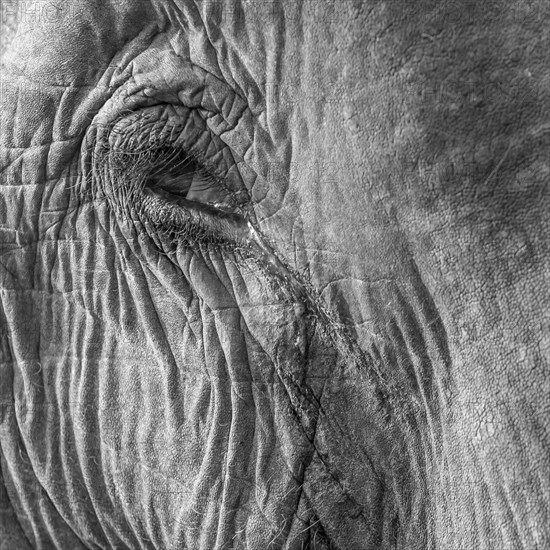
[145,159,235,212]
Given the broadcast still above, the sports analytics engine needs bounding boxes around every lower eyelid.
[141,186,250,246]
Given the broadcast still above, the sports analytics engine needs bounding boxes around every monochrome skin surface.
[0,1,549,548]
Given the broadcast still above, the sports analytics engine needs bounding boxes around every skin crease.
[0,0,549,549]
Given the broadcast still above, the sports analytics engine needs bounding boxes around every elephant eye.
[132,147,250,246]
[87,110,250,245]
[145,158,236,213]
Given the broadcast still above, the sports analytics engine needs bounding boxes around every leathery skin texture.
[0,1,548,548]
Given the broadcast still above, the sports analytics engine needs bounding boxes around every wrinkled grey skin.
[1,1,549,549]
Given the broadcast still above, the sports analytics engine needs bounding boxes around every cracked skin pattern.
[0,0,549,548]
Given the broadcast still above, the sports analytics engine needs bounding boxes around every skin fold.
[0,1,548,548]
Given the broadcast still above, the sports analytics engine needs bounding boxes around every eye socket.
[86,108,251,246]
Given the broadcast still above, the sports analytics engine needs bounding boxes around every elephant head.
[1,1,548,548]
